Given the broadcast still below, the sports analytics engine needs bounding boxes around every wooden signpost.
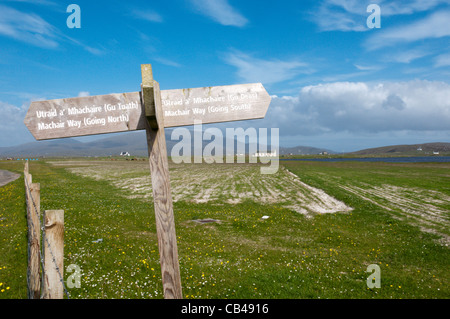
[24,64,271,299]
[24,81,270,140]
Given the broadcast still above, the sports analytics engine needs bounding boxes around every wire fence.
[24,162,70,299]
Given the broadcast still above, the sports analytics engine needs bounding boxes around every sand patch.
[49,161,352,216]
[0,170,21,187]
[338,182,449,246]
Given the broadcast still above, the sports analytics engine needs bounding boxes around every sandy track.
[336,181,449,245]
[49,161,352,216]
[0,170,20,187]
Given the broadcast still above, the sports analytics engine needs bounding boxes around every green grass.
[0,159,449,299]
[0,161,28,298]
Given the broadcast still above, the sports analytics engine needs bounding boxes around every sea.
[280,156,450,163]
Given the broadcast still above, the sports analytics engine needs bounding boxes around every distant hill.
[0,131,154,158]
[0,131,335,158]
[350,142,450,156]
[2,133,447,159]
[278,146,337,155]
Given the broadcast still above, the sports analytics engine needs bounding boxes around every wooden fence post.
[27,181,41,299]
[42,210,64,299]
[24,160,41,299]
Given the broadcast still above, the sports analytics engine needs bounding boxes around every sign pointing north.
[24,83,271,140]
[24,92,144,140]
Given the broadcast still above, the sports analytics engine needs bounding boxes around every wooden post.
[24,162,32,186]
[24,162,41,299]
[42,210,64,299]
[141,64,183,299]
[28,182,41,299]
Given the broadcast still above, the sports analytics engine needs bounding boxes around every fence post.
[28,182,41,299]
[24,161,41,299]
[42,210,64,299]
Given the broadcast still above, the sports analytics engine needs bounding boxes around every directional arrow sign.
[161,83,271,127]
[24,92,144,140]
[24,83,270,140]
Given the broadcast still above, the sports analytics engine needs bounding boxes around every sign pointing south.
[161,82,270,127]
[24,83,271,140]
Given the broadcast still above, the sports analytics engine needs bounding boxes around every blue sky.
[0,0,449,151]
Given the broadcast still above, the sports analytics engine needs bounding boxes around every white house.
[252,150,277,157]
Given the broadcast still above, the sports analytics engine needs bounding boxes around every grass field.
[0,158,448,299]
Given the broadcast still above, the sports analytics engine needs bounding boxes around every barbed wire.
[25,170,70,299]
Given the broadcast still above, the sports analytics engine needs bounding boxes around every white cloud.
[260,80,450,136]
[380,0,450,15]
[224,50,308,85]
[354,64,381,71]
[0,100,30,146]
[60,35,105,56]
[83,45,104,56]
[0,100,28,124]
[337,0,450,15]
[312,0,450,32]
[434,53,450,67]
[77,91,90,97]
[312,1,368,32]
[387,48,430,63]
[153,57,182,67]
[366,10,450,50]
[190,0,248,27]
[0,4,59,48]
[0,4,104,55]
[131,9,163,23]
[3,0,57,6]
